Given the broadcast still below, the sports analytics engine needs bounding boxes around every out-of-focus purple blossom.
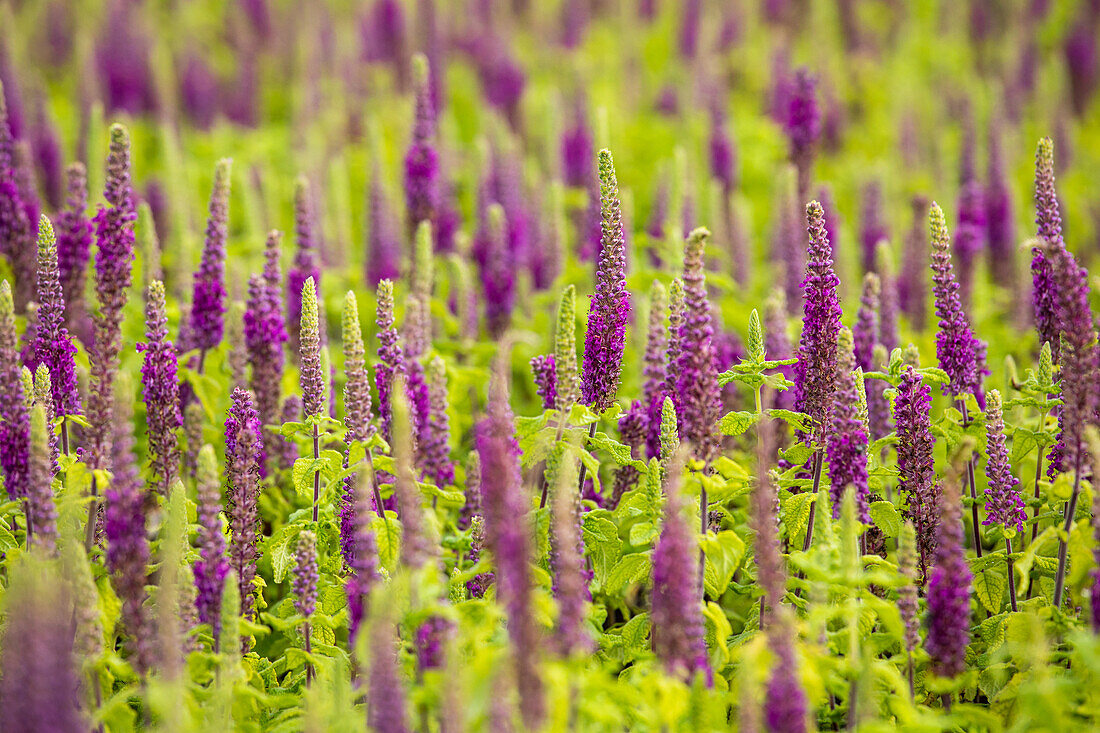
[473,36,526,129]
[477,360,543,727]
[415,616,451,671]
[481,204,515,338]
[0,86,34,313]
[860,181,888,275]
[188,159,232,354]
[405,55,439,242]
[679,0,702,59]
[287,177,321,353]
[95,1,157,115]
[1065,19,1099,116]
[367,168,402,285]
[26,403,58,552]
[293,530,318,618]
[764,291,795,411]
[986,123,1015,289]
[784,68,820,201]
[0,562,83,732]
[764,630,807,733]
[651,452,708,680]
[560,0,589,48]
[181,53,220,130]
[30,99,63,210]
[561,100,594,189]
[925,474,971,678]
[580,150,629,413]
[55,164,94,337]
[954,141,987,307]
[709,107,737,192]
[421,356,454,487]
[361,0,409,88]
[346,465,381,643]
[367,616,411,733]
[193,446,228,643]
[900,195,930,331]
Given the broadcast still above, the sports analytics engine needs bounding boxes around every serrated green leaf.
[582,515,621,588]
[764,408,812,433]
[868,501,901,538]
[974,568,1006,614]
[620,612,650,655]
[781,491,816,539]
[590,431,647,469]
[372,514,401,572]
[702,530,745,597]
[627,521,659,547]
[605,553,651,594]
[718,410,758,436]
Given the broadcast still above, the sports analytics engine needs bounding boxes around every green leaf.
[718,410,758,436]
[292,457,325,499]
[702,530,745,597]
[779,442,815,467]
[605,553,651,594]
[781,492,816,540]
[582,515,621,588]
[266,526,301,584]
[590,431,647,469]
[868,501,901,538]
[974,568,1007,614]
[620,612,651,655]
[372,514,401,572]
[764,409,812,433]
[627,521,659,547]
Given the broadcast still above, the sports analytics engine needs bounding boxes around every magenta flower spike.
[580,150,630,414]
[188,159,232,357]
[31,216,80,419]
[530,354,557,410]
[982,390,1026,534]
[374,279,405,441]
[138,281,182,493]
[345,465,381,643]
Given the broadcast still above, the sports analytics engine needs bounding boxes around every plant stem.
[85,474,98,552]
[1031,443,1046,544]
[573,422,598,497]
[1006,538,1018,612]
[801,450,823,552]
[1052,450,1082,609]
[907,652,914,699]
[312,424,320,523]
[698,465,708,588]
[539,409,572,509]
[959,401,982,558]
[303,621,313,686]
[61,416,69,455]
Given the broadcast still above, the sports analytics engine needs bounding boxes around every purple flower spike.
[88,124,136,470]
[859,181,887,274]
[374,280,405,441]
[531,354,557,410]
[0,563,83,732]
[477,358,543,728]
[929,202,985,404]
[982,391,1026,533]
[405,54,439,242]
[367,615,411,733]
[287,176,321,353]
[673,228,721,464]
[561,99,594,189]
[925,473,972,679]
[188,159,232,354]
[895,365,939,582]
[0,85,35,314]
[826,330,870,522]
[293,530,318,618]
[32,216,80,418]
[651,451,708,681]
[422,356,454,487]
[245,231,289,473]
[55,163,94,332]
[2,290,31,501]
[367,167,402,285]
[642,281,669,459]
[345,464,381,643]
[792,201,842,445]
[138,281,182,493]
[580,150,630,413]
[1032,137,1065,361]
[764,628,807,733]
[299,277,325,419]
[225,387,262,643]
[192,446,228,643]
[985,123,1015,289]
